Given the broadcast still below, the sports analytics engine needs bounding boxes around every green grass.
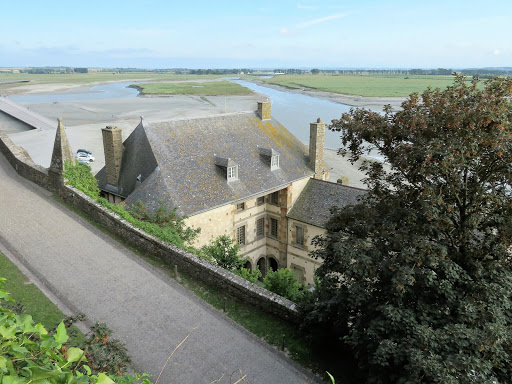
[253,73,469,97]
[130,81,253,96]
[0,252,66,329]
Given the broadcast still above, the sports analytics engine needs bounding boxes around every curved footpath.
[0,152,318,384]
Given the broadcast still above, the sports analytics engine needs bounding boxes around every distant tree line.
[19,67,88,74]
[188,68,254,75]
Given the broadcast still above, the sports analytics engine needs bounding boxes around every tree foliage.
[200,235,246,271]
[303,76,512,383]
[263,269,310,303]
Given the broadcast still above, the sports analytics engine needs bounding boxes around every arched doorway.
[268,257,278,272]
[257,257,266,280]
[244,260,252,271]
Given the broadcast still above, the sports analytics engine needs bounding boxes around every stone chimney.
[309,117,326,180]
[49,117,74,175]
[102,125,123,188]
[257,101,271,120]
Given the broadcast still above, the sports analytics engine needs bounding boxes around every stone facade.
[286,219,325,286]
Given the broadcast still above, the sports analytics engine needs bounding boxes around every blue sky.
[1,0,511,69]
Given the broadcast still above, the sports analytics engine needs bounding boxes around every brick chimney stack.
[257,101,271,120]
[309,117,326,180]
[102,125,123,188]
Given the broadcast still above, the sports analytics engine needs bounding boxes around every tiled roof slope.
[107,112,313,216]
[287,179,367,228]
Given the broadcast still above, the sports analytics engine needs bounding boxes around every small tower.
[309,117,326,180]
[257,101,271,120]
[49,117,74,175]
[101,125,123,189]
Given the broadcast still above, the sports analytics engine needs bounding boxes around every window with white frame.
[236,202,245,211]
[227,165,238,181]
[271,155,279,170]
[270,218,278,237]
[237,225,246,245]
[257,196,265,205]
[256,217,264,236]
[295,225,304,247]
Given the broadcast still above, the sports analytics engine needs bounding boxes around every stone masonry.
[257,101,271,120]
[309,117,326,180]
[49,118,74,175]
[101,125,123,189]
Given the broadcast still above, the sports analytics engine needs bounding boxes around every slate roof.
[287,179,367,228]
[98,111,313,216]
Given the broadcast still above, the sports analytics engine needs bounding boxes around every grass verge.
[250,73,474,97]
[130,81,253,96]
[0,252,65,329]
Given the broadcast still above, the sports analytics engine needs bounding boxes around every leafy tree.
[200,235,246,271]
[303,76,512,383]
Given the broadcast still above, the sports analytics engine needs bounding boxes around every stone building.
[96,102,364,284]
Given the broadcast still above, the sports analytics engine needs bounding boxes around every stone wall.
[0,131,49,189]
[0,131,300,323]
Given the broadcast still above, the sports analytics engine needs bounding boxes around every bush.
[63,160,100,199]
[233,267,262,283]
[263,269,310,303]
[200,235,246,271]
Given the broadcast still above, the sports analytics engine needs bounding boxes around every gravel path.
[0,152,318,384]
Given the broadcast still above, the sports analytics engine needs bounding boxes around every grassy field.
[0,252,66,329]
[130,81,253,96]
[0,72,229,87]
[250,74,464,97]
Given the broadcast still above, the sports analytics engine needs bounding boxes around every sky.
[1,0,511,69]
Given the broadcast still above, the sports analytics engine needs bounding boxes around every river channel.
[9,79,365,152]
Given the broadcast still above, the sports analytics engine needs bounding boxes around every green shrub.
[200,235,246,271]
[233,267,262,283]
[63,160,100,199]
[263,269,310,303]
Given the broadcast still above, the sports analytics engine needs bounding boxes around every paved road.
[0,152,317,384]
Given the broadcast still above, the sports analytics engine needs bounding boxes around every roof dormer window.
[257,146,280,171]
[214,154,239,182]
[271,155,279,170]
[228,165,238,181]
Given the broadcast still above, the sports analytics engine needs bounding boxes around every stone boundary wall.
[0,132,300,322]
[0,131,49,189]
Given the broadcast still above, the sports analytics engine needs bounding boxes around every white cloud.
[297,13,347,28]
[280,28,295,35]
[494,49,501,55]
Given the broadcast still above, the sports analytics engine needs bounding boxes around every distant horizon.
[2,65,512,71]
[1,0,511,69]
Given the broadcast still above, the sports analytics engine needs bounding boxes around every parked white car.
[76,152,95,162]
